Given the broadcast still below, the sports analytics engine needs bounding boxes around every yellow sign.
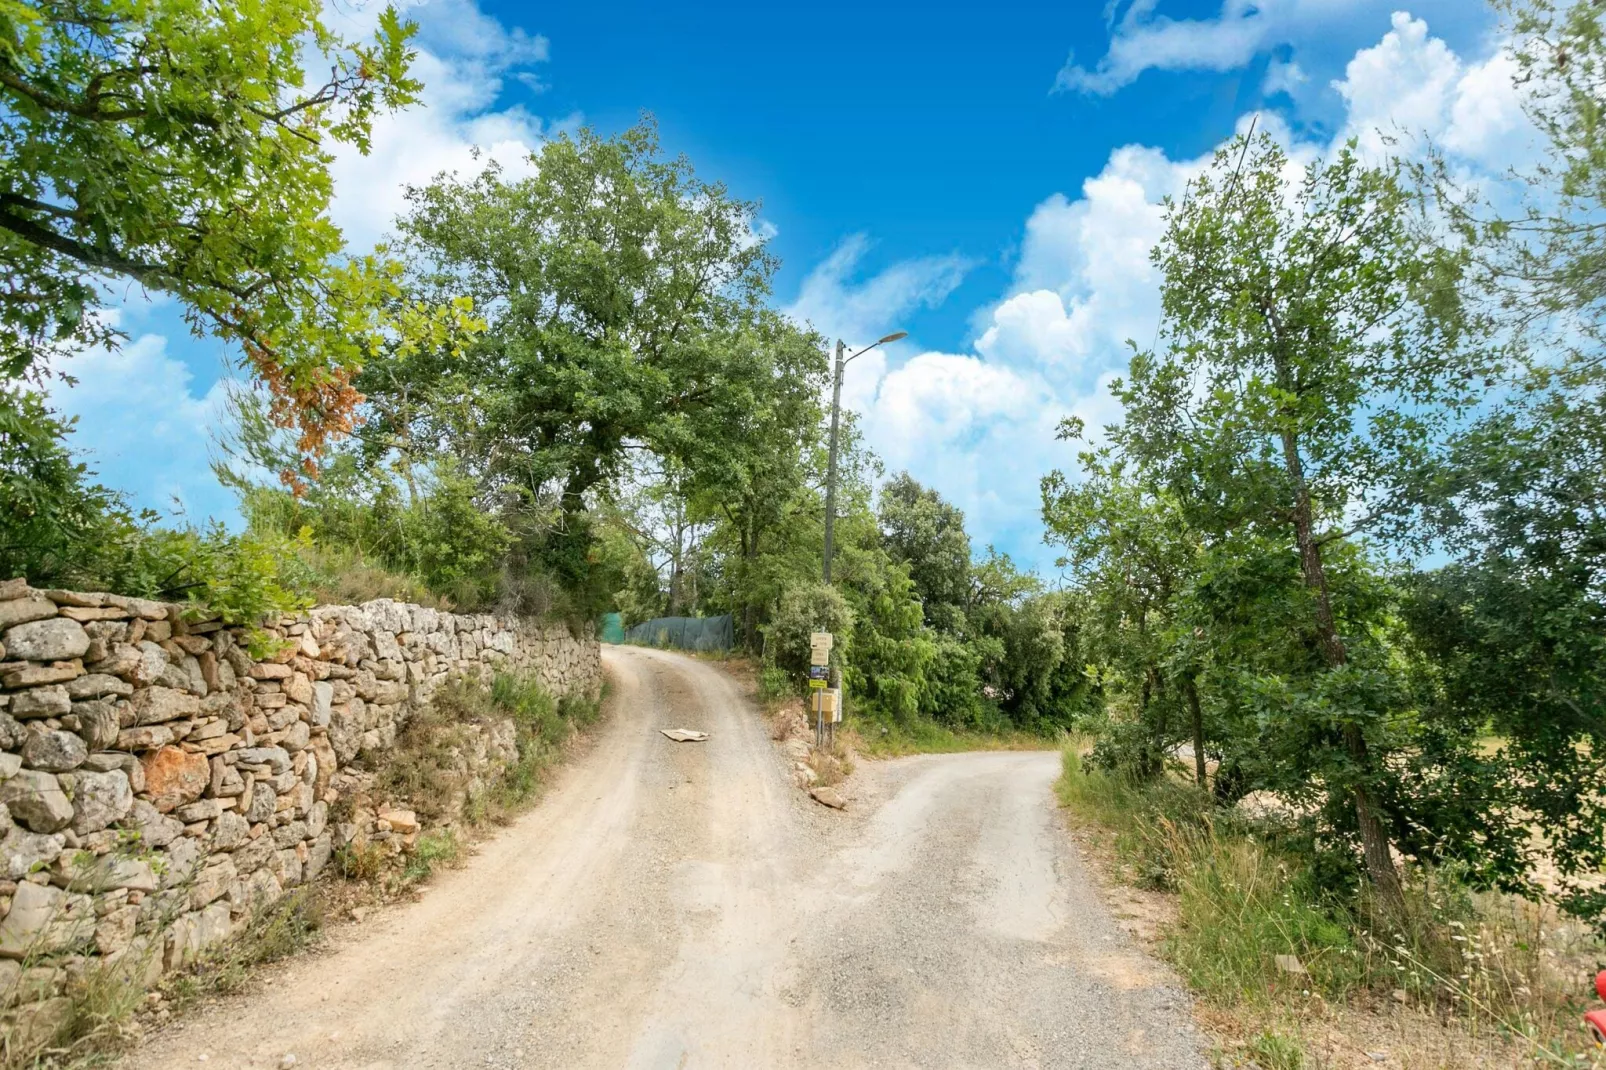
[808,677,827,689]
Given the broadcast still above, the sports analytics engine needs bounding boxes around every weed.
[852,720,1056,757]
[160,888,325,1015]
[1245,1028,1305,1070]
[333,841,387,883]
[401,829,461,884]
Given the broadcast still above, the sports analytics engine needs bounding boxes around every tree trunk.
[667,524,684,617]
[740,515,762,653]
[1184,674,1207,788]
[1278,427,1406,917]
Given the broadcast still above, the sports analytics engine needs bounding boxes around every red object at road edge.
[1587,970,1606,1046]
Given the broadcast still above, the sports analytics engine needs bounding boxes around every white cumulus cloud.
[817,11,1540,573]
[1056,0,1362,95]
[47,336,238,524]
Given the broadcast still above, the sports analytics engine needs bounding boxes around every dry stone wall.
[0,579,599,1016]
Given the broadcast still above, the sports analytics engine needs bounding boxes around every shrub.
[765,583,854,677]
[758,664,794,702]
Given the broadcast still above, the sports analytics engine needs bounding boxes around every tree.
[1042,437,1200,780]
[878,472,971,631]
[1401,380,1606,922]
[681,313,828,647]
[1117,134,1487,914]
[1395,0,1606,929]
[0,0,457,460]
[373,119,782,607]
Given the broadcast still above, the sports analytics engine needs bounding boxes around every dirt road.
[130,646,1205,1069]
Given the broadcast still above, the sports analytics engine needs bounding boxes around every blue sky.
[53,0,1528,575]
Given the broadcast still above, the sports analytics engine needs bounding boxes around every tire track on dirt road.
[128,646,1205,1069]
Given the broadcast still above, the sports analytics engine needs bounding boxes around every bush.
[766,583,853,677]
[758,664,794,702]
[0,389,315,638]
[921,633,989,727]
[1056,742,1601,1057]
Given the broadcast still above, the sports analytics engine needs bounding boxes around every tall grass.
[1054,743,1600,1065]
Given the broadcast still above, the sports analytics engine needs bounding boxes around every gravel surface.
[127,646,1207,1069]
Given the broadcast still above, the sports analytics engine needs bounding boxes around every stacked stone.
[0,584,601,1020]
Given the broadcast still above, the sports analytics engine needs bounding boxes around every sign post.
[809,632,834,746]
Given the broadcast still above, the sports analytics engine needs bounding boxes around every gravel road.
[129,646,1206,1069]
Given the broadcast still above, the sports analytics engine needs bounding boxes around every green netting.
[624,614,734,652]
[599,612,626,644]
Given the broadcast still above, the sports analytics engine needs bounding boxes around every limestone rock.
[0,827,65,879]
[3,617,88,661]
[57,606,130,622]
[128,685,200,726]
[126,642,169,686]
[21,730,87,773]
[0,881,93,959]
[163,902,232,969]
[64,674,132,700]
[66,769,132,835]
[0,598,57,630]
[0,994,72,1055]
[212,809,249,850]
[244,781,277,823]
[190,858,236,908]
[377,807,419,834]
[94,904,139,956]
[115,725,175,750]
[50,852,155,893]
[2,661,81,688]
[235,746,291,775]
[159,835,202,889]
[173,798,220,823]
[140,747,209,813]
[0,770,73,832]
[808,786,847,810]
[125,800,182,848]
[0,712,24,750]
[70,699,120,749]
[9,687,69,719]
[42,589,102,608]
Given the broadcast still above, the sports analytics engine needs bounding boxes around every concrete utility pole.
[822,331,906,584]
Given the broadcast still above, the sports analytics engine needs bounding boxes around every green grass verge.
[1053,743,1596,1067]
[853,719,1059,757]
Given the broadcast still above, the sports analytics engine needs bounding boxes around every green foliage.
[217,384,522,612]
[374,670,596,843]
[1070,132,1497,915]
[878,471,971,630]
[0,389,314,638]
[401,829,462,884]
[1047,88,1606,940]
[1398,378,1606,920]
[0,385,139,585]
[353,118,798,616]
[765,582,853,680]
[0,0,481,457]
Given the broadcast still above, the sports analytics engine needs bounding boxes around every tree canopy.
[0,0,471,460]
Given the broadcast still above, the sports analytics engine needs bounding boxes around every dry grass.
[1,889,327,1070]
[1054,743,1604,1069]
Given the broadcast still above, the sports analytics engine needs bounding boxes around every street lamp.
[822,330,907,583]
